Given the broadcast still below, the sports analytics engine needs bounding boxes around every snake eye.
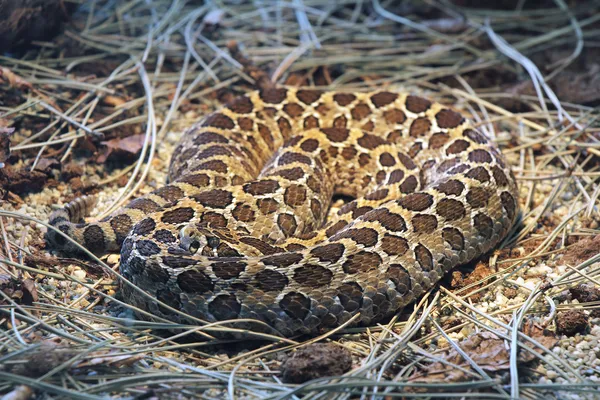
[188,240,201,254]
[206,236,220,249]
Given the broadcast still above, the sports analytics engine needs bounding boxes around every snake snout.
[179,224,220,256]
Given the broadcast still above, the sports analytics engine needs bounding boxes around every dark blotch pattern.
[463,129,488,144]
[193,189,233,209]
[466,187,489,209]
[83,225,105,254]
[208,294,242,320]
[322,127,350,142]
[212,260,246,279]
[411,214,438,234]
[333,93,356,106]
[400,176,418,193]
[262,253,303,267]
[244,180,280,195]
[277,213,298,236]
[436,199,466,221]
[387,264,412,295]
[202,113,235,129]
[409,117,431,137]
[405,95,432,113]
[260,88,288,104]
[414,244,434,271]
[332,227,379,247]
[436,109,464,129]
[161,207,195,224]
[293,264,333,287]
[501,191,516,220]
[468,149,493,164]
[110,214,133,244]
[133,217,156,236]
[442,227,465,251]
[363,209,407,232]
[256,269,289,291]
[435,180,464,196]
[279,292,311,320]
[429,132,450,149]
[162,256,196,268]
[227,96,254,113]
[126,198,161,213]
[398,193,433,211]
[342,251,382,274]
[296,90,322,105]
[311,243,345,263]
[338,282,363,312]
[466,167,491,183]
[358,133,386,150]
[278,152,312,166]
[371,91,398,108]
[380,234,409,256]
[178,269,214,293]
[473,213,494,239]
[154,229,176,244]
[136,239,161,256]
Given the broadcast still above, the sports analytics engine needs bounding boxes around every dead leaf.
[0,275,38,307]
[0,67,33,90]
[34,157,60,174]
[409,322,558,384]
[102,95,126,107]
[97,134,146,163]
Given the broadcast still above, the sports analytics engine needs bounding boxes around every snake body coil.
[48,88,518,336]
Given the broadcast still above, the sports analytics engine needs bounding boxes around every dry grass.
[1,0,600,399]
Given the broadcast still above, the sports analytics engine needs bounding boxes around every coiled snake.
[48,88,518,336]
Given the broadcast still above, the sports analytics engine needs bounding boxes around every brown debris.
[0,166,48,195]
[410,321,557,384]
[0,67,33,91]
[562,235,600,266]
[61,162,84,181]
[280,343,353,383]
[556,310,589,336]
[96,133,146,163]
[0,274,38,309]
[570,284,600,304]
[34,157,60,174]
[0,0,75,53]
[450,261,494,302]
[0,340,75,378]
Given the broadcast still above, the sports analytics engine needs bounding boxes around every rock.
[0,0,76,53]
[556,310,589,336]
[61,162,84,181]
[280,343,352,384]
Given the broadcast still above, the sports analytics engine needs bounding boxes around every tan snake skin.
[48,88,518,336]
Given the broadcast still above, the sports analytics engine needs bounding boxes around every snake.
[47,88,518,336]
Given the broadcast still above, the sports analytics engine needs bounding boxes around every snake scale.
[47,88,518,336]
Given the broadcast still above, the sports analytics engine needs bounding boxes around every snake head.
[179,224,221,257]
[179,224,221,256]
